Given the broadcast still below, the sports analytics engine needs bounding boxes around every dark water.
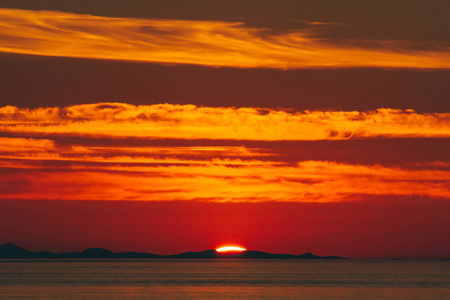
[0,260,449,299]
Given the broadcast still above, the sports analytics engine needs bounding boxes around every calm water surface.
[0,260,449,299]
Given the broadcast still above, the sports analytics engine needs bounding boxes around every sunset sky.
[0,0,449,259]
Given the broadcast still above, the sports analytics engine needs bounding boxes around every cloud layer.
[0,103,448,202]
[1,103,449,140]
[1,8,449,69]
[0,136,448,202]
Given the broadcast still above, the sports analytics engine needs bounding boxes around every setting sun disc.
[215,246,247,253]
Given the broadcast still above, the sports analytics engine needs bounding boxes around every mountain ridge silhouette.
[0,243,345,259]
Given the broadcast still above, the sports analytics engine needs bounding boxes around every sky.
[0,0,449,259]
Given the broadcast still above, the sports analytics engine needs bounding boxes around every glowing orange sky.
[0,8,450,69]
[0,2,449,259]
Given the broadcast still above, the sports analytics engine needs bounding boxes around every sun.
[215,246,247,253]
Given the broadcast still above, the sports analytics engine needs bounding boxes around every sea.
[0,259,449,299]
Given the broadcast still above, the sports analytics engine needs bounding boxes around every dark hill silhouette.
[171,249,218,259]
[0,243,345,259]
[0,243,31,258]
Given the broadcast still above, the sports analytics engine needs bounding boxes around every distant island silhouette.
[0,243,345,259]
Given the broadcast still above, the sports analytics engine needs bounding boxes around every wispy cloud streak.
[0,8,449,69]
[0,143,448,202]
[0,103,449,140]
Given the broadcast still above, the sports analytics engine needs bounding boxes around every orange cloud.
[0,151,448,202]
[1,104,448,202]
[0,137,55,154]
[0,8,449,69]
[0,103,449,140]
[0,133,448,202]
